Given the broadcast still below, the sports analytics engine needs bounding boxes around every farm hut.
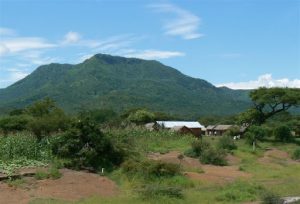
[170,126,193,135]
[145,122,155,131]
[155,121,204,138]
[206,125,216,136]
[213,125,233,136]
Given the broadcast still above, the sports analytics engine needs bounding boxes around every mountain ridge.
[0,54,251,118]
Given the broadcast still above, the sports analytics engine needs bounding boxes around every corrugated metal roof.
[214,125,233,130]
[206,125,216,129]
[156,121,204,128]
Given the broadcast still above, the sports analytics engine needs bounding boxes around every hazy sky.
[0,0,299,89]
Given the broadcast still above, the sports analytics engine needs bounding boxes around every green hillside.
[0,54,251,118]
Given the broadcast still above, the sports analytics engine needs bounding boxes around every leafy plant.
[138,184,184,199]
[292,148,300,160]
[273,125,293,142]
[261,191,283,204]
[217,135,237,151]
[52,116,125,171]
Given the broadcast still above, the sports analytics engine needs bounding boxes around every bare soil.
[258,148,298,165]
[0,169,118,204]
[148,151,251,184]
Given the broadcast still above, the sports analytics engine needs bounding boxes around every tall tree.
[239,88,300,126]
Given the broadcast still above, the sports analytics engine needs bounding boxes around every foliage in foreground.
[216,181,265,202]
[0,133,51,175]
[185,140,227,166]
[51,116,125,171]
[292,148,300,160]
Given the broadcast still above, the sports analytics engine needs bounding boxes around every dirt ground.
[148,151,251,184]
[258,148,298,165]
[0,169,118,204]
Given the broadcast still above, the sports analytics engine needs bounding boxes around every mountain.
[0,54,251,118]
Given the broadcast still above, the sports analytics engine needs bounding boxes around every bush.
[0,115,30,135]
[34,166,62,180]
[127,109,155,125]
[200,148,227,166]
[292,148,300,160]
[122,159,181,179]
[274,125,293,142]
[261,191,283,204]
[217,136,237,151]
[52,116,125,171]
[138,184,183,199]
[216,181,265,202]
[147,161,181,178]
[184,140,210,158]
[245,125,267,145]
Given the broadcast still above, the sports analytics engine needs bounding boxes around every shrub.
[200,148,227,166]
[274,125,293,142]
[292,148,300,160]
[34,166,61,180]
[216,181,265,202]
[217,136,237,151]
[138,184,183,199]
[184,140,210,158]
[245,125,267,145]
[122,159,181,179]
[0,115,30,135]
[225,126,241,137]
[261,191,283,204]
[52,117,125,171]
[127,109,155,125]
[146,161,180,178]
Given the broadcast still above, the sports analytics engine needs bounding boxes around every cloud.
[217,74,300,89]
[123,49,185,60]
[0,27,16,36]
[0,37,56,55]
[63,31,81,44]
[149,3,203,40]
[0,68,29,87]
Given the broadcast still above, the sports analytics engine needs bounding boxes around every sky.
[0,0,299,89]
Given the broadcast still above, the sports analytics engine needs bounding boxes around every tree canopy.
[240,88,300,125]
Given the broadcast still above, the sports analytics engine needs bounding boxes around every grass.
[3,130,300,204]
[106,127,196,154]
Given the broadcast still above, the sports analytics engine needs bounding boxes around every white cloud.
[0,68,29,87]
[63,31,81,44]
[149,3,203,40]
[0,37,56,55]
[217,74,300,89]
[123,49,185,60]
[0,27,16,36]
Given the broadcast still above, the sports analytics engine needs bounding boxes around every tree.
[127,109,155,125]
[52,116,125,171]
[0,115,30,135]
[26,98,70,140]
[249,88,300,125]
[244,126,267,151]
[273,125,293,142]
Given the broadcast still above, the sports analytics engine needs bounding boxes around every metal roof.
[214,125,233,130]
[156,121,204,129]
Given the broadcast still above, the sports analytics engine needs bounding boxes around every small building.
[213,125,233,136]
[206,125,216,136]
[155,121,204,138]
[205,124,237,136]
[145,122,155,131]
[170,126,193,135]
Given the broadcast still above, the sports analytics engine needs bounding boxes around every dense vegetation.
[0,54,251,118]
[0,87,299,203]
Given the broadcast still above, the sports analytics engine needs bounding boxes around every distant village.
[145,121,246,138]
